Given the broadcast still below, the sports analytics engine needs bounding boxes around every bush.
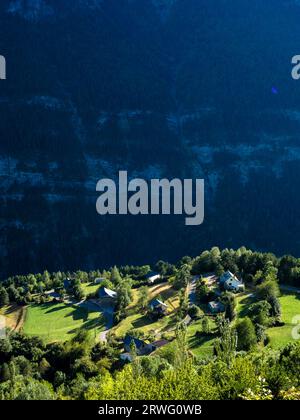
[188,304,200,319]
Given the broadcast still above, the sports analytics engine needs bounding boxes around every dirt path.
[0,304,26,332]
[15,306,26,331]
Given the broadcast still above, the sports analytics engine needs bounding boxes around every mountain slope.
[1,0,300,276]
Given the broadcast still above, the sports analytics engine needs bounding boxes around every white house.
[220,271,244,293]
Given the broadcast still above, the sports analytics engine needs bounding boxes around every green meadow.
[267,291,300,349]
[23,302,105,343]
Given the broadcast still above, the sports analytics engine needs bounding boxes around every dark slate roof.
[151,339,169,348]
[63,279,72,289]
[150,299,167,308]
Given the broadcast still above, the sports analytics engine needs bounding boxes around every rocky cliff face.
[1,0,300,276]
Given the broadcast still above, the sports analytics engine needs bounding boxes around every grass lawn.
[81,282,100,296]
[267,291,300,349]
[23,302,105,343]
[236,293,256,317]
[187,318,216,358]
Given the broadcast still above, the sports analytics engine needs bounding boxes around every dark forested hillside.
[1,0,300,276]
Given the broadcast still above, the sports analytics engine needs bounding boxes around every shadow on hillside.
[67,315,104,335]
[3,304,20,315]
[189,333,217,350]
[238,295,256,317]
[65,307,88,322]
[36,303,65,314]
[132,315,154,329]
[160,288,175,301]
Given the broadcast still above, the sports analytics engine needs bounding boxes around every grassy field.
[236,290,300,349]
[81,282,100,296]
[23,302,105,343]
[267,291,300,349]
[187,318,216,358]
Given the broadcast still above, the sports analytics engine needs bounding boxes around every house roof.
[149,299,168,308]
[124,335,147,349]
[98,287,117,299]
[183,314,192,325]
[220,271,236,282]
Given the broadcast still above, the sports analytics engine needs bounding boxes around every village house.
[123,336,155,356]
[121,337,170,361]
[208,300,225,314]
[219,271,245,293]
[146,271,161,284]
[149,298,168,316]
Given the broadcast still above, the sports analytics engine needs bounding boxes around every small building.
[208,300,225,313]
[182,314,192,326]
[124,336,154,356]
[149,299,168,315]
[98,286,117,300]
[146,271,161,284]
[94,277,105,285]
